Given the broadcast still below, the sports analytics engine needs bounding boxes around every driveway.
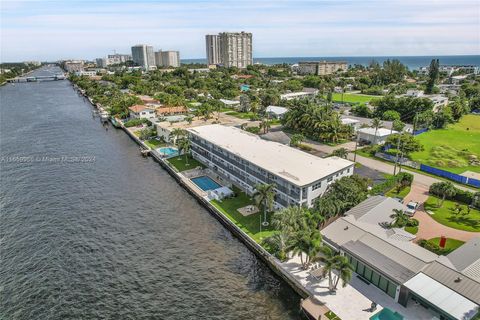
[404,183,480,242]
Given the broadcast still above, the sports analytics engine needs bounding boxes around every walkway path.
[404,183,479,242]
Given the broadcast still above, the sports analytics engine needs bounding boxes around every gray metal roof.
[446,237,480,276]
[343,240,416,283]
[343,195,386,220]
[423,261,480,305]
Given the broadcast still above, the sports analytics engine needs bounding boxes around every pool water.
[157,147,178,157]
[370,308,404,320]
[191,176,221,191]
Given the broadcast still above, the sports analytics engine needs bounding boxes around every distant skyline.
[1,0,479,62]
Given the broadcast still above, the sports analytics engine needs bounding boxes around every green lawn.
[224,111,257,120]
[410,115,480,174]
[424,196,480,232]
[428,237,465,254]
[404,226,418,235]
[330,93,380,104]
[385,186,411,199]
[211,187,276,243]
[167,155,205,172]
[144,139,165,149]
[324,310,342,320]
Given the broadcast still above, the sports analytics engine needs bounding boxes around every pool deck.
[281,255,435,320]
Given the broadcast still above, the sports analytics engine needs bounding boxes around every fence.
[413,128,429,135]
[419,164,480,188]
[375,152,421,169]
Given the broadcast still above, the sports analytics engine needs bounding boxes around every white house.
[341,118,361,132]
[220,99,240,108]
[357,127,397,145]
[266,106,288,119]
[128,105,156,119]
[280,88,319,101]
[405,89,424,97]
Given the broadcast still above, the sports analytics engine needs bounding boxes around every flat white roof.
[187,124,353,186]
[341,118,360,125]
[280,91,316,99]
[404,273,479,320]
[266,105,288,115]
[357,127,397,137]
[219,99,239,105]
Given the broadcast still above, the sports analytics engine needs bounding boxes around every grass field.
[428,237,465,254]
[167,155,205,172]
[410,115,480,174]
[144,139,165,149]
[404,226,418,234]
[330,92,380,104]
[424,196,480,232]
[385,186,411,199]
[211,188,275,243]
[224,111,256,119]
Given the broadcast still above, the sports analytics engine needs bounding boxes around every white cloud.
[1,0,478,61]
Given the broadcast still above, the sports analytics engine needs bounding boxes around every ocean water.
[182,55,480,70]
[0,67,302,320]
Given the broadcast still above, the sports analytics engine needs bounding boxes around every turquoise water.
[182,55,480,70]
[370,308,404,320]
[157,147,178,157]
[191,176,221,191]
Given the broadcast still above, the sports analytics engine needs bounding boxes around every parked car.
[405,201,419,216]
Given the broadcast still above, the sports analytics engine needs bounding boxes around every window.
[312,181,322,191]
[379,276,388,292]
[387,282,397,299]
[363,266,373,281]
[356,262,365,275]
[327,177,333,183]
[371,271,380,287]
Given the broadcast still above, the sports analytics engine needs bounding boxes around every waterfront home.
[321,196,480,320]
[357,127,397,145]
[265,105,288,119]
[128,105,156,119]
[186,124,354,208]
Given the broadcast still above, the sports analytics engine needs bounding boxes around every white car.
[405,201,419,216]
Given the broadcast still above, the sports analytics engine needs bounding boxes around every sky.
[1,0,479,61]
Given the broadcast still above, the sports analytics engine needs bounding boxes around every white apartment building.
[280,88,319,101]
[205,35,221,65]
[214,32,253,68]
[131,44,155,70]
[187,124,354,208]
[297,61,348,75]
[156,51,180,68]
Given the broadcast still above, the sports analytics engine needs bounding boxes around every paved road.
[403,184,479,242]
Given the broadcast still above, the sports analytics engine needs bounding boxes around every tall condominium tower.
[205,35,221,65]
[131,44,155,69]
[205,32,252,68]
[154,50,180,68]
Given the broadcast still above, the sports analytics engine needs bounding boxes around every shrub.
[298,143,313,151]
[124,118,151,127]
[406,218,419,227]
[429,182,477,207]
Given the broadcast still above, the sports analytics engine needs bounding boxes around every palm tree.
[390,208,408,227]
[260,118,271,134]
[261,232,290,261]
[169,128,186,145]
[290,229,322,269]
[177,138,191,165]
[371,118,383,144]
[271,206,309,235]
[331,147,349,159]
[317,246,352,291]
[253,183,276,227]
[332,256,352,289]
[437,182,456,207]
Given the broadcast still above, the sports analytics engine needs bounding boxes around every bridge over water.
[7,74,66,83]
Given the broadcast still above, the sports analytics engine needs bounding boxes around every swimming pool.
[191,176,221,191]
[157,147,178,157]
[370,308,404,320]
